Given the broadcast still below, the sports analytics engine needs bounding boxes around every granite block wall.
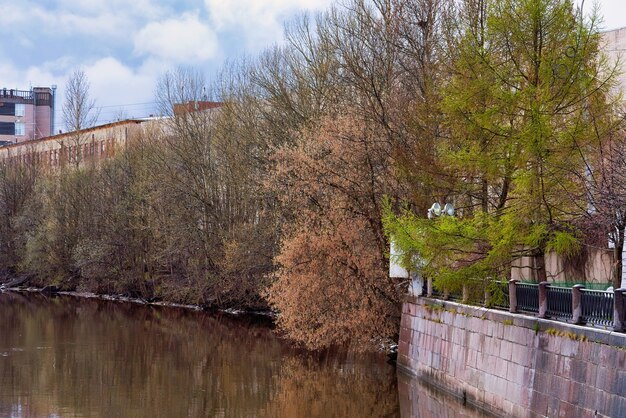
[398,296,626,418]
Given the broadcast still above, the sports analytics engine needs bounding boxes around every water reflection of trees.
[0,294,399,417]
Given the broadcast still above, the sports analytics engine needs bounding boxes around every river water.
[0,292,489,418]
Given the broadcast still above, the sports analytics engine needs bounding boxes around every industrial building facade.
[0,87,56,144]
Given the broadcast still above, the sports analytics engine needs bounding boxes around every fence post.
[539,281,550,319]
[614,288,626,332]
[427,277,433,297]
[462,284,469,303]
[484,287,491,308]
[572,284,585,325]
[509,279,519,313]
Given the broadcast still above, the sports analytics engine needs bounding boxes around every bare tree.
[579,121,626,289]
[62,69,100,166]
[63,69,99,132]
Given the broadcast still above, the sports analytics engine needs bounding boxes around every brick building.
[0,119,161,169]
[0,86,56,144]
[0,100,219,168]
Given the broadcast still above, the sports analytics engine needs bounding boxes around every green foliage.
[386,0,618,290]
[546,230,581,257]
[383,201,502,293]
[485,280,508,309]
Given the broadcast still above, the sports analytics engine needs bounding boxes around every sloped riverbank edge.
[0,285,277,319]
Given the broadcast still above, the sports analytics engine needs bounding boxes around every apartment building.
[0,86,56,143]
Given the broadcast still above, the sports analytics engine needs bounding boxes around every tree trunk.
[535,250,547,283]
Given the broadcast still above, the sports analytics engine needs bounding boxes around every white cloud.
[205,0,332,50]
[38,56,77,75]
[0,0,342,127]
[0,62,64,92]
[55,0,167,21]
[0,2,27,25]
[134,12,219,62]
[50,12,133,38]
[0,2,121,38]
[82,57,158,117]
[206,0,330,29]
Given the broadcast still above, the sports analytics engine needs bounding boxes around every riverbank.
[0,285,276,319]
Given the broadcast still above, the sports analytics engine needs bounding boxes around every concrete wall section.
[602,27,626,97]
[398,296,626,418]
[511,248,613,285]
[34,105,52,139]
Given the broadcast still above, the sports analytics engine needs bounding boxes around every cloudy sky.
[0,0,623,130]
[0,0,333,128]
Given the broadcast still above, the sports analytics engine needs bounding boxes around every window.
[0,103,15,116]
[15,103,25,117]
[15,122,25,136]
[0,122,13,135]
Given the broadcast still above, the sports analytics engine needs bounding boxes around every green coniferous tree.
[385,0,622,293]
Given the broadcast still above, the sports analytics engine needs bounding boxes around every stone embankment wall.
[398,296,626,418]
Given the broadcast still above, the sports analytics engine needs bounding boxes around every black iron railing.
[581,289,614,327]
[431,285,444,299]
[0,89,31,100]
[447,287,464,302]
[0,89,51,105]
[420,279,626,333]
[546,286,573,320]
[516,283,539,313]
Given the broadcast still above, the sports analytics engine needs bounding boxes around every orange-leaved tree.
[267,115,402,350]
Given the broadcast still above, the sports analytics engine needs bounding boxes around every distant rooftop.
[0,87,54,106]
[173,101,222,115]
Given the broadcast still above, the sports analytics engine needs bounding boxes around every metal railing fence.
[421,278,626,333]
[546,286,573,320]
[516,283,539,314]
[580,289,614,327]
